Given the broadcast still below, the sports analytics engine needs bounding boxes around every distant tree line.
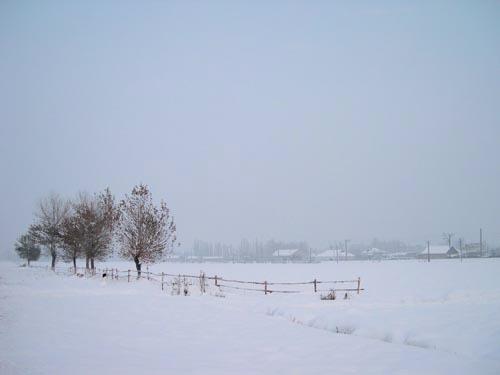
[15,184,177,276]
[190,238,309,260]
[188,237,426,260]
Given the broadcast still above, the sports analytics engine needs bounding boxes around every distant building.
[272,249,303,261]
[164,254,181,262]
[201,256,226,262]
[489,247,500,258]
[316,249,355,261]
[464,243,482,257]
[386,252,412,260]
[361,247,386,260]
[419,245,459,259]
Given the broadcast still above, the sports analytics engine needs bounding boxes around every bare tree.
[73,189,119,270]
[116,184,176,277]
[14,232,41,266]
[29,193,70,269]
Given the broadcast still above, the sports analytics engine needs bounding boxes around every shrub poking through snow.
[320,290,336,300]
[214,287,226,298]
[171,276,181,295]
[336,326,356,335]
[171,275,191,296]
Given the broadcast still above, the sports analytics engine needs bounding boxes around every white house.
[316,249,355,261]
[272,249,303,261]
[386,252,412,260]
[164,254,181,262]
[361,247,386,259]
[419,245,459,259]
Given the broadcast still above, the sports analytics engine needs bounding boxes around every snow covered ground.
[1,259,499,374]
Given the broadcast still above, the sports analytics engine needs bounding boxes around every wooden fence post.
[200,272,206,294]
[314,279,317,293]
[161,272,164,291]
[127,269,130,283]
[357,277,361,294]
[214,275,218,287]
[264,281,268,295]
[116,268,119,280]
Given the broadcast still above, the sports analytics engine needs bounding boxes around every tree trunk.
[134,257,141,279]
[90,258,95,270]
[73,257,77,273]
[85,256,89,269]
[51,252,56,269]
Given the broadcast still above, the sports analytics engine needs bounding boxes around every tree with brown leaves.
[73,189,119,270]
[60,212,85,271]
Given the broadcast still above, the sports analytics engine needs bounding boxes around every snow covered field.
[1,259,499,374]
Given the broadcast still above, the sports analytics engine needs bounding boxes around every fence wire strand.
[27,264,362,295]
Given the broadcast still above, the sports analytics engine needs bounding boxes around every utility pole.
[330,243,339,264]
[480,228,483,257]
[330,243,338,264]
[333,243,339,264]
[427,240,430,263]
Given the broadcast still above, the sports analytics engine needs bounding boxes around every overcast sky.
[1,1,499,256]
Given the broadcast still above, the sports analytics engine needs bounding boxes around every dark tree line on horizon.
[15,184,177,276]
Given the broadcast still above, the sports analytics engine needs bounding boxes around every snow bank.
[1,259,499,374]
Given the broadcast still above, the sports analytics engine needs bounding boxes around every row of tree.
[15,184,177,276]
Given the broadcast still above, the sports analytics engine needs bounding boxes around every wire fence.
[28,264,364,296]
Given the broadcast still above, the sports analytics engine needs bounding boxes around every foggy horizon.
[1,1,499,256]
